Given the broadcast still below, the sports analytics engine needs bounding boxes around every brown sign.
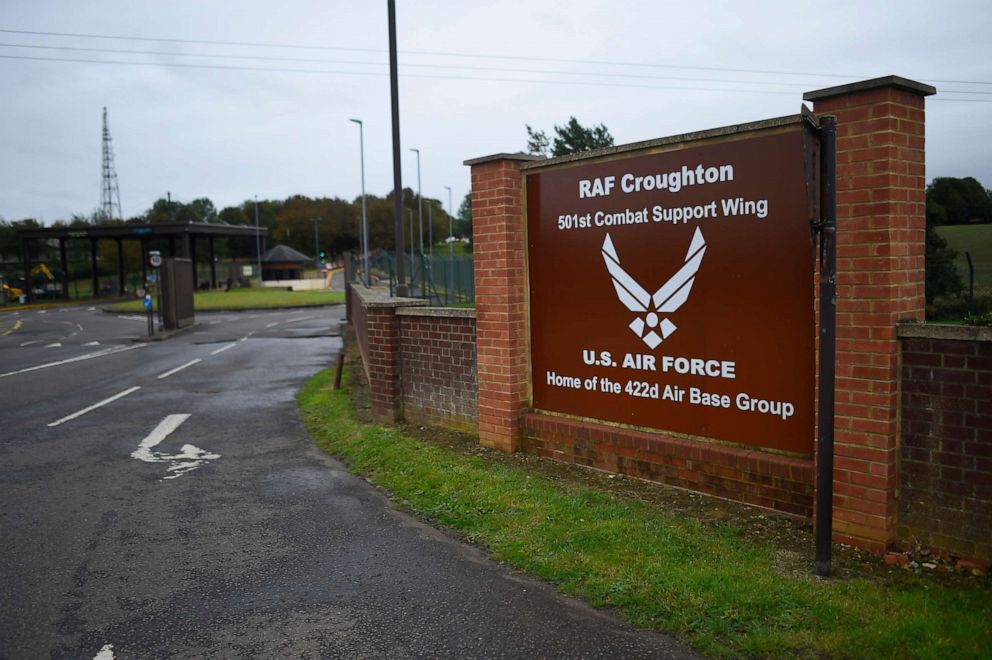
[526,127,815,453]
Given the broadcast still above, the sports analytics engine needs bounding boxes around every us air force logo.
[601,227,707,349]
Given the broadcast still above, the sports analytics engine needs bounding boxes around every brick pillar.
[366,305,402,423]
[805,76,936,552]
[464,153,543,452]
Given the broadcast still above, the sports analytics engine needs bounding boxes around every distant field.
[108,287,344,312]
[935,223,992,287]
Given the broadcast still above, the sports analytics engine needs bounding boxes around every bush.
[926,284,992,323]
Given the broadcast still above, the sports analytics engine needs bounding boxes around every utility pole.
[100,106,123,222]
[428,202,433,259]
[444,185,453,256]
[388,0,407,296]
[410,148,422,255]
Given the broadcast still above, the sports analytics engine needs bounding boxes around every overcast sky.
[1,0,990,224]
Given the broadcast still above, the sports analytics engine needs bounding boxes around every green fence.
[354,251,475,306]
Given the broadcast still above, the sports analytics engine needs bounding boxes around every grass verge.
[299,366,991,658]
[107,287,344,312]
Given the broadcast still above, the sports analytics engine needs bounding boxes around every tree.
[526,116,615,157]
[926,177,992,225]
[188,198,217,223]
[925,218,963,303]
[218,206,249,225]
[457,192,472,239]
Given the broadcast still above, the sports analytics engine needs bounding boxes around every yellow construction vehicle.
[1,264,56,303]
[1,279,24,300]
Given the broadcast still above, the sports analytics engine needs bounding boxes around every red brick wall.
[468,154,541,451]
[898,325,992,560]
[350,284,426,423]
[398,308,478,432]
[807,78,933,552]
[350,288,370,383]
[525,413,814,517]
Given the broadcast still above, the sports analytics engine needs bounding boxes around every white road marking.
[157,358,201,380]
[88,307,96,311]
[19,340,40,347]
[1,319,23,336]
[84,341,100,346]
[93,643,115,659]
[282,316,314,324]
[116,315,145,322]
[0,344,145,379]
[48,386,141,427]
[44,342,63,348]
[131,414,220,480]
[210,342,236,356]
[265,322,278,328]
[37,310,47,315]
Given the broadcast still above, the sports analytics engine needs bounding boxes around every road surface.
[0,305,693,658]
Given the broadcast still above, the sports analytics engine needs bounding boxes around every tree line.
[0,188,474,267]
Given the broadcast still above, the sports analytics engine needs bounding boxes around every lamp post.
[410,148,422,255]
[444,185,452,256]
[254,195,261,286]
[349,118,369,286]
[311,217,322,270]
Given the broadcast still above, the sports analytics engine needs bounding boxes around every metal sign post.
[814,116,838,577]
[149,250,162,334]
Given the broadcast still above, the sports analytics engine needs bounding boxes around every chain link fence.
[351,250,475,306]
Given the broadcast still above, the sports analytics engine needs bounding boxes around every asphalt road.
[0,305,695,659]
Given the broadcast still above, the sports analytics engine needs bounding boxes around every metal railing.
[353,250,475,306]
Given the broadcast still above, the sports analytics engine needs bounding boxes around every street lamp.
[254,195,262,286]
[311,217,322,270]
[444,185,452,256]
[349,118,369,286]
[410,148,422,255]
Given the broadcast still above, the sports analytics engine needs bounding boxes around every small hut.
[260,245,310,281]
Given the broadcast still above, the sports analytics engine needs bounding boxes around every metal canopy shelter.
[16,222,266,303]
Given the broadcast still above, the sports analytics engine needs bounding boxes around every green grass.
[936,224,992,287]
[299,366,991,659]
[108,287,343,312]
[433,241,472,256]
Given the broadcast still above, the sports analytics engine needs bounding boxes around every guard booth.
[160,258,195,330]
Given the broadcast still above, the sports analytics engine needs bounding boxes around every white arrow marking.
[156,358,201,380]
[210,342,236,356]
[93,643,115,659]
[48,386,141,427]
[131,414,220,480]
